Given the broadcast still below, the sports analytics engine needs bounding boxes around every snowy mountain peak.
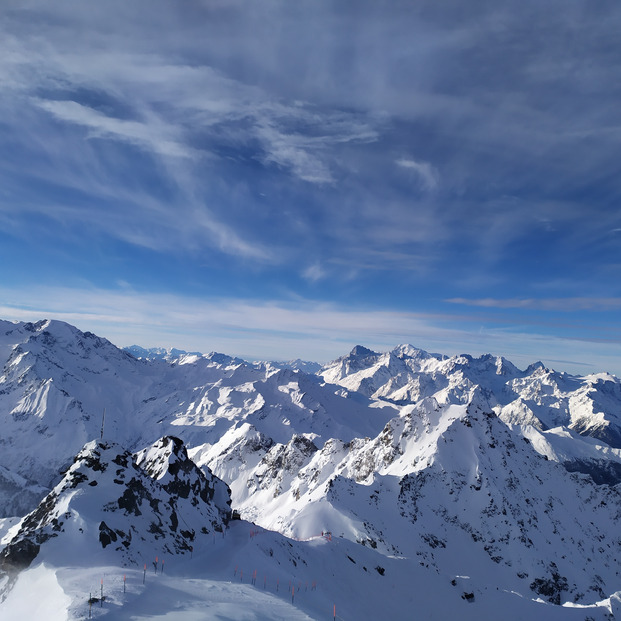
[391,343,436,361]
[124,345,203,361]
[525,360,547,374]
[266,358,323,374]
[205,351,246,367]
[135,436,231,512]
[3,320,621,619]
[135,435,189,480]
[0,437,231,577]
[348,344,378,359]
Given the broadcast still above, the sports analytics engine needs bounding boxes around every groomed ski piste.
[3,519,620,620]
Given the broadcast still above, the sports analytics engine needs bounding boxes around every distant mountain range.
[124,343,323,374]
[1,318,621,619]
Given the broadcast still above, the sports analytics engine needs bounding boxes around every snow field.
[2,321,621,619]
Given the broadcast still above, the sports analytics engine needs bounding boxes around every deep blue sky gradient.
[1,1,620,374]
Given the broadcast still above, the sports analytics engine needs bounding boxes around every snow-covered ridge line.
[0,435,231,577]
[2,318,621,617]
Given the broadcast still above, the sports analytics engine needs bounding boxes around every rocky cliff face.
[0,436,230,576]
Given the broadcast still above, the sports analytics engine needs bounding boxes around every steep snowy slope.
[0,320,157,494]
[0,435,616,620]
[321,344,621,449]
[2,319,621,618]
[199,398,621,605]
[0,321,385,513]
[0,465,48,518]
[123,345,203,362]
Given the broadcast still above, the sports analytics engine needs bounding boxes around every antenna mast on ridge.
[100,408,106,441]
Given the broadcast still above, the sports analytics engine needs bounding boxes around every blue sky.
[1,1,620,375]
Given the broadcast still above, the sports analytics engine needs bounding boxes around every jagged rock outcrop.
[0,437,231,574]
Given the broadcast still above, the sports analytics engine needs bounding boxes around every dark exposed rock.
[0,538,40,573]
[563,459,621,486]
[98,521,118,548]
[117,482,144,516]
[530,562,569,605]
[1,437,232,573]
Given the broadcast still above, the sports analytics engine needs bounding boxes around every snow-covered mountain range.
[1,318,621,619]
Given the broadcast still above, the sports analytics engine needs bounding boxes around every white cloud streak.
[1,285,620,376]
[447,297,621,312]
[34,99,197,160]
[1,0,620,373]
[396,158,439,190]
[0,25,383,265]
[301,263,326,283]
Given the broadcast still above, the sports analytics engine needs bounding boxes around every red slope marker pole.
[123,574,126,594]
[333,604,336,620]
[143,563,146,584]
[292,585,295,604]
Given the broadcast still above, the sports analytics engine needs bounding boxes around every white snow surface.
[1,319,621,619]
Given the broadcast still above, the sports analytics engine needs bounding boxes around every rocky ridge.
[0,436,230,577]
[2,319,621,611]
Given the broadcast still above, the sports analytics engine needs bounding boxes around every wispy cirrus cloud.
[301,263,326,283]
[0,21,383,266]
[447,297,621,312]
[1,284,620,376]
[3,1,619,272]
[0,12,377,272]
[1,0,621,378]
[254,112,378,184]
[396,158,439,190]
[34,99,197,160]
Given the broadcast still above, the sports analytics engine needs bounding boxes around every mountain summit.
[0,436,230,576]
[1,319,621,618]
